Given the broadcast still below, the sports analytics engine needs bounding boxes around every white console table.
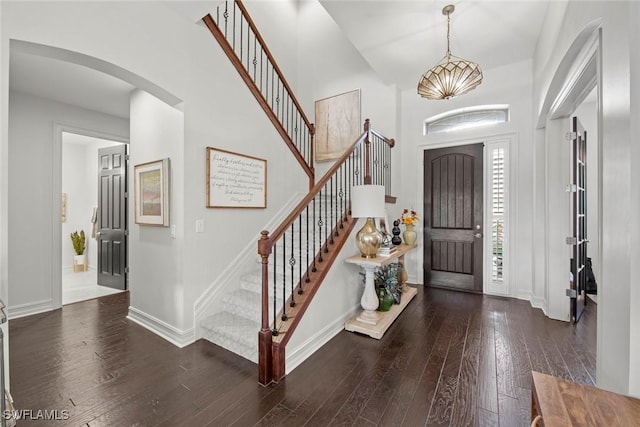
[344,244,417,339]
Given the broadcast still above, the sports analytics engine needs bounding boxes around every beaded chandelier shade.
[417,4,483,100]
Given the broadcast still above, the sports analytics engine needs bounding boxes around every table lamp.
[351,185,385,258]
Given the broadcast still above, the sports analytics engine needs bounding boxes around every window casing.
[425,105,509,135]
[485,140,509,296]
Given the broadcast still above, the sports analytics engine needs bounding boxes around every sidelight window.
[486,140,509,295]
[491,148,505,282]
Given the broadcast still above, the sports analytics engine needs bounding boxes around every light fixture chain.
[446,12,451,59]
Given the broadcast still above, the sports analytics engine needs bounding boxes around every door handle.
[474,233,483,238]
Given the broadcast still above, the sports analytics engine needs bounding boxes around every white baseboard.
[515,290,532,301]
[286,303,360,375]
[8,299,55,319]
[530,296,547,315]
[127,306,195,348]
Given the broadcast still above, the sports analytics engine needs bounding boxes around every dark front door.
[98,145,128,290]
[570,116,587,323]
[424,143,483,292]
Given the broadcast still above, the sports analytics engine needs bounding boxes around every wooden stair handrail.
[259,122,367,255]
[234,0,314,132]
[202,13,315,187]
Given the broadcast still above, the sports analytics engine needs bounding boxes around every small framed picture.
[134,158,170,226]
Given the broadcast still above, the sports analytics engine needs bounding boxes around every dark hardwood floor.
[9,286,596,426]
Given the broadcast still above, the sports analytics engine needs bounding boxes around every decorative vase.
[73,254,87,272]
[403,224,417,245]
[391,220,402,245]
[377,287,394,312]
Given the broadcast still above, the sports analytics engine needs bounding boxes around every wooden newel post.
[364,118,372,184]
[258,230,273,385]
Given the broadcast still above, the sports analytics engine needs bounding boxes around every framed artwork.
[61,193,67,222]
[134,158,170,226]
[314,89,361,162]
[207,147,267,208]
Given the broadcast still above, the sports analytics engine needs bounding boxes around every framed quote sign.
[206,147,267,208]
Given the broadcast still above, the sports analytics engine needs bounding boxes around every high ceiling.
[320,0,550,90]
[8,1,550,117]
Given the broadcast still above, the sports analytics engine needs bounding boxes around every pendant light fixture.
[417,4,483,100]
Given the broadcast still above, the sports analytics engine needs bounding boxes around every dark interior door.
[98,145,128,290]
[570,116,587,322]
[424,143,483,292]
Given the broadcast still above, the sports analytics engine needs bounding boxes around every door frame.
[417,132,516,297]
[53,122,129,309]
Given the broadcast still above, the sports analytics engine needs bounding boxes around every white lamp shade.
[351,185,385,218]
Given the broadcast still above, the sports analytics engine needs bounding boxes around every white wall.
[532,1,638,395]
[7,90,128,316]
[129,89,186,333]
[628,0,640,397]
[1,1,309,335]
[398,59,534,302]
[296,0,399,182]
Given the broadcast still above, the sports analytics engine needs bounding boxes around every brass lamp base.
[356,217,382,258]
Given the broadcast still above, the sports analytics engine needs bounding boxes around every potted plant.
[362,263,401,311]
[70,230,86,271]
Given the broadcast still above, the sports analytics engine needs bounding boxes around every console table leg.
[356,265,380,325]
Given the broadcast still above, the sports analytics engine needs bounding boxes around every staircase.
[200,196,341,363]
[199,0,397,385]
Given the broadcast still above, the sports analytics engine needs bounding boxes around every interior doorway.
[61,132,127,305]
[570,89,599,322]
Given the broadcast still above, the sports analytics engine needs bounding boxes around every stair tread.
[200,312,260,362]
[201,311,260,333]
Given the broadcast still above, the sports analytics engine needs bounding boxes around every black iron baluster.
[305,205,310,284]
[239,13,243,65]
[324,184,329,253]
[327,179,333,240]
[347,152,352,214]
[252,33,257,80]
[339,163,345,227]
[331,176,340,237]
[276,80,280,119]
[232,2,237,51]
[385,142,390,195]
[223,1,229,39]
[312,197,317,271]
[272,245,278,335]
[318,190,324,261]
[290,223,296,308]
[298,213,303,294]
[377,137,381,185]
[281,235,287,322]
[246,17,251,70]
